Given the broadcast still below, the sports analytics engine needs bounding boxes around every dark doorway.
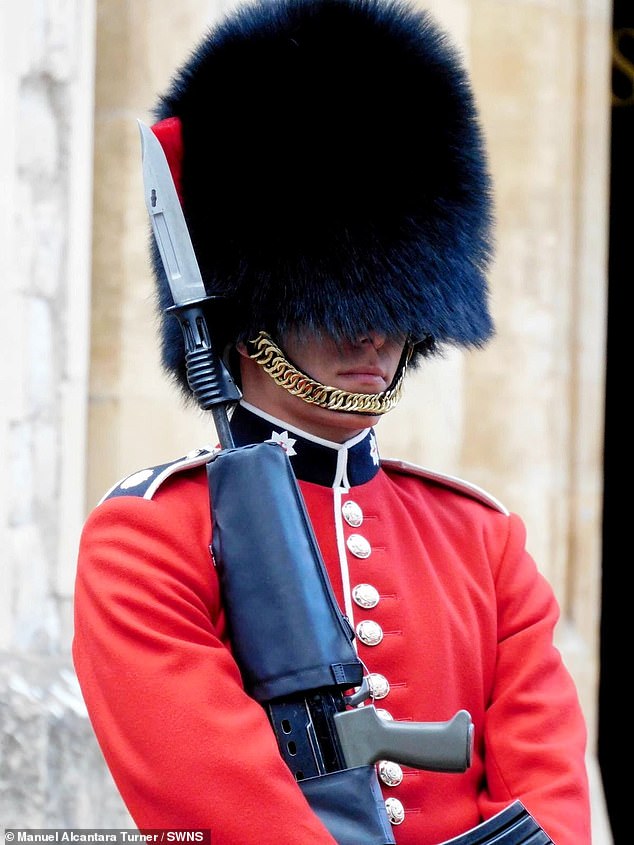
[599,5,631,842]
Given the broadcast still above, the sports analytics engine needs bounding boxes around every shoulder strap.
[100,447,215,504]
[381,458,509,515]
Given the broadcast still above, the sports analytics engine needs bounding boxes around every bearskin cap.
[151,0,495,396]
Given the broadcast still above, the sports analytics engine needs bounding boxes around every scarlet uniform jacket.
[73,403,591,845]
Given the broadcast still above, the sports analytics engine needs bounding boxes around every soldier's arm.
[72,483,338,845]
[479,511,591,845]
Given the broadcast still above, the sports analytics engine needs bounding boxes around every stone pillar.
[466,2,611,841]
[0,0,132,828]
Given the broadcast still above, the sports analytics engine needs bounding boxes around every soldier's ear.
[235,341,249,359]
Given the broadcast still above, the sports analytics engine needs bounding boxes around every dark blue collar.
[229,402,381,488]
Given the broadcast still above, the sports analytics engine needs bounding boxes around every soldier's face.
[238,329,406,442]
[282,328,405,395]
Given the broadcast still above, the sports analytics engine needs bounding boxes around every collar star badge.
[369,432,380,465]
[269,430,298,457]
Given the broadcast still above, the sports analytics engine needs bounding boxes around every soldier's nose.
[356,332,386,350]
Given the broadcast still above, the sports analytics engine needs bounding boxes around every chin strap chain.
[246,330,413,415]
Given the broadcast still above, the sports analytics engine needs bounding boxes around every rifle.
[139,120,553,845]
[208,439,474,845]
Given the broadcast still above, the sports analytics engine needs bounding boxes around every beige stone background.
[0,0,614,841]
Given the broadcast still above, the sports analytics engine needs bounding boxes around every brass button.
[356,619,383,646]
[352,583,379,609]
[367,673,390,700]
[385,797,405,825]
[378,760,404,787]
[347,534,371,559]
[342,500,363,527]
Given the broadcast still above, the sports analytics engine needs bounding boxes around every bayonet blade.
[138,120,207,306]
[137,119,241,434]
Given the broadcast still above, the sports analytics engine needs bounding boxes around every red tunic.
[73,407,590,844]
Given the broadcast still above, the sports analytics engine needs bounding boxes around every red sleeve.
[479,511,591,845]
[72,479,337,844]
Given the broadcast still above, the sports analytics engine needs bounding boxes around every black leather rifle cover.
[207,441,363,703]
[207,441,395,845]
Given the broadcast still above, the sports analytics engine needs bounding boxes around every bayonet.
[138,120,240,446]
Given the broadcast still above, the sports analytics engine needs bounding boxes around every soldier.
[72,0,591,843]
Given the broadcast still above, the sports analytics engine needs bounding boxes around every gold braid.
[246,331,411,415]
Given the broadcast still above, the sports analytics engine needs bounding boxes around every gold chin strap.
[246,330,412,415]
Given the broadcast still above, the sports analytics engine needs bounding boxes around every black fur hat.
[152,0,495,396]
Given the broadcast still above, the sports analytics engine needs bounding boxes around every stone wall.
[0,0,131,829]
